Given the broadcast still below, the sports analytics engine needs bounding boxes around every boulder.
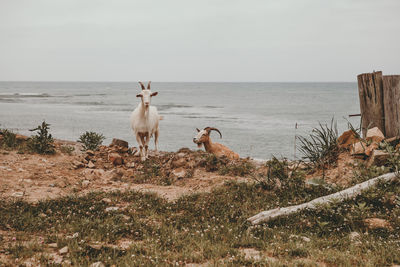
[111,138,129,148]
[366,127,385,143]
[364,218,392,230]
[367,150,390,167]
[108,153,124,165]
[338,130,359,149]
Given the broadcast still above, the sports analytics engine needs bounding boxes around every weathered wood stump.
[383,75,400,137]
[357,71,385,137]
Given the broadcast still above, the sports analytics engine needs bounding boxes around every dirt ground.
[0,140,251,203]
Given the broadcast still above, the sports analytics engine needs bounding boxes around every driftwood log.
[248,172,398,225]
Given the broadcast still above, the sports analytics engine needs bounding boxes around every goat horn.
[139,82,145,90]
[147,81,151,89]
[205,127,222,138]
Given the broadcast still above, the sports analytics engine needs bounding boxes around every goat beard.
[197,143,202,148]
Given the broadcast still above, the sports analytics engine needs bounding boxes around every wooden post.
[357,71,385,137]
[383,75,400,138]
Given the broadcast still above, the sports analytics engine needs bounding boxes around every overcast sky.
[0,0,399,82]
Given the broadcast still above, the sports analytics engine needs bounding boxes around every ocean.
[0,82,360,159]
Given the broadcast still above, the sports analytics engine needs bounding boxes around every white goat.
[130,81,160,161]
[193,127,240,160]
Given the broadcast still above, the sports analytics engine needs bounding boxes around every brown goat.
[193,127,239,160]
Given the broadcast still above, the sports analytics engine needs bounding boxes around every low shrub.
[78,131,105,151]
[297,118,339,171]
[1,129,17,149]
[27,121,55,154]
[60,145,75,155]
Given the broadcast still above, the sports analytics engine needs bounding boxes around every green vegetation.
[134,158,162,184]
[200,154,255,177]
[297,119,339,171]
[78,131,105,151]
[60,145,75,155]
[254,156,309,193]
[0,178,398,266]
[0,129,17,149]
[27,121,55,154]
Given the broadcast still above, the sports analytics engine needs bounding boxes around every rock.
[127,162,135,168]
[86,150,95,156]
[350,141,367,155]
[93,169,105,177]
[81,180,90,188]
[301,236,311,242]
[103,169,123,180]
[172,158,187,168]
[171,167,187,179]
[48,243,58,248]
[365,142,379,157]
[338,130,359,149]
[11,191,24,197]
[367,150,390,167]
[59,246,69,254]
[90,262,106,267]
[364,218,392,230]
[121,215,130,221]
[366,127,385,143]
[87,161,95,169]
[66,232,79,239]
[105,206,119,212]
[111,138,129,148]
[108,153,124,165]
[101,198,112,203]
[177,152,187,158]
[130,147,139,155]
[349,231,361,241]
[72,160,84,169]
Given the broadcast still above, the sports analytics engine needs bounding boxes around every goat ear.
[151,92,158,97]
[147,81,151,89]
[136,94,142,98]
[139,82,145,90]
[196,128,200,132]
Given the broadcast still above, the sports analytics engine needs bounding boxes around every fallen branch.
[248,172,398,225]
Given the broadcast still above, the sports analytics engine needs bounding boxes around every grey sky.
[0,0,399,82]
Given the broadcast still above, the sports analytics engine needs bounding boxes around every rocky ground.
[0,138,255,203]
[0,128,399,266]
